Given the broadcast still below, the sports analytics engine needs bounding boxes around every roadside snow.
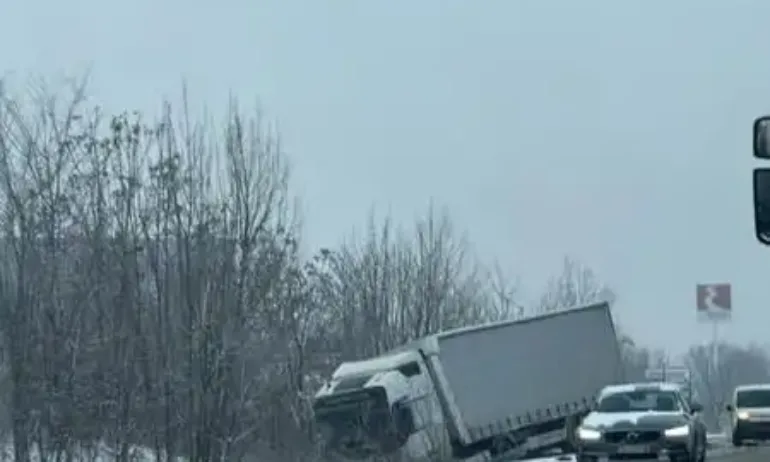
[521,455,576,462]
[0,440,187,462]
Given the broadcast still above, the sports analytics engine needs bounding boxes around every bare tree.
[618,336,651,382]
[319,205,516,363]
[484,263,523,322]
[534,256,651,383]
[0,76,691,462]
[0,78,101,461]
[0,78,311,462]
[686,342,770,430]
[537,256,615,314]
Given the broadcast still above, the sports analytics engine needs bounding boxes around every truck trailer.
[313,302,623,461]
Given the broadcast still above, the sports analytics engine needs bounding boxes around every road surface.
[521,444,770,461]
[710,445,770,461]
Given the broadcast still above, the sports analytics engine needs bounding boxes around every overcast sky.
[3,0,770,355]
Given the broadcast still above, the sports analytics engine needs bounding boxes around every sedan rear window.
[597,390,682,413]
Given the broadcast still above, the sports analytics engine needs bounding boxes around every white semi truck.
[313,302,623,461]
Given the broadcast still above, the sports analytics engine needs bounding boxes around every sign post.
[695,283,732,410]
[645,364,692,400]
[645,366,690,384]
[696,283,732,323]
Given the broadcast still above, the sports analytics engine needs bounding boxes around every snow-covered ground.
[0,434,727,462]
[521,455,576,462]
[0,441,187,462]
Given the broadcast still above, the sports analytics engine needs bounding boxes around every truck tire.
[732,431,743,447]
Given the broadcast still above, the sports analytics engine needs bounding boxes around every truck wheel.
[490,435,516,457]
[732,432,743,447]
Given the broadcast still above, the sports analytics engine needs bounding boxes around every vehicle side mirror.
[689,402,703,414]
[753,168,770,246]
[725,404,733,412]
[754,116,770,159]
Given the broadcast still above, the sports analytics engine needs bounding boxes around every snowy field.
[0,433,727,462]
[521,455,576,462]
[0,441,187,462]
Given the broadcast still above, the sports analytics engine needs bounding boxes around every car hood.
[582,411,688,430]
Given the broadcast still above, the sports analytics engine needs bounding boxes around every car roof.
[600,382,682,396]
[735,383,770,392]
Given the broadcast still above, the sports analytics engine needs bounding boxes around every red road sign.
[695,283,731,321]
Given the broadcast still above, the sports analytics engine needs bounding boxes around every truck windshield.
[314,387,396,459]
[597,390,681,413]
[736,389,770,408]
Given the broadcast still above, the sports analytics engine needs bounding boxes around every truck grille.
[604,430,661,444]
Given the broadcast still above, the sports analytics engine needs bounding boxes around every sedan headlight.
[577,427,601,441]
[664,425,690,438]
[737,411,751,420]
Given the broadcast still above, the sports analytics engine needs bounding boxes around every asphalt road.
[522,444,770,461]
[709,444,770,461]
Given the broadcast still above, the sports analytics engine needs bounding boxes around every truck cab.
[313,350,452,461]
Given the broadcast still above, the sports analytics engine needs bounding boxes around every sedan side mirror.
[690,402,703,414]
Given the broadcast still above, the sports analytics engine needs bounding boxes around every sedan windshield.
[597,390,682,413]
[736,389,770,408]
